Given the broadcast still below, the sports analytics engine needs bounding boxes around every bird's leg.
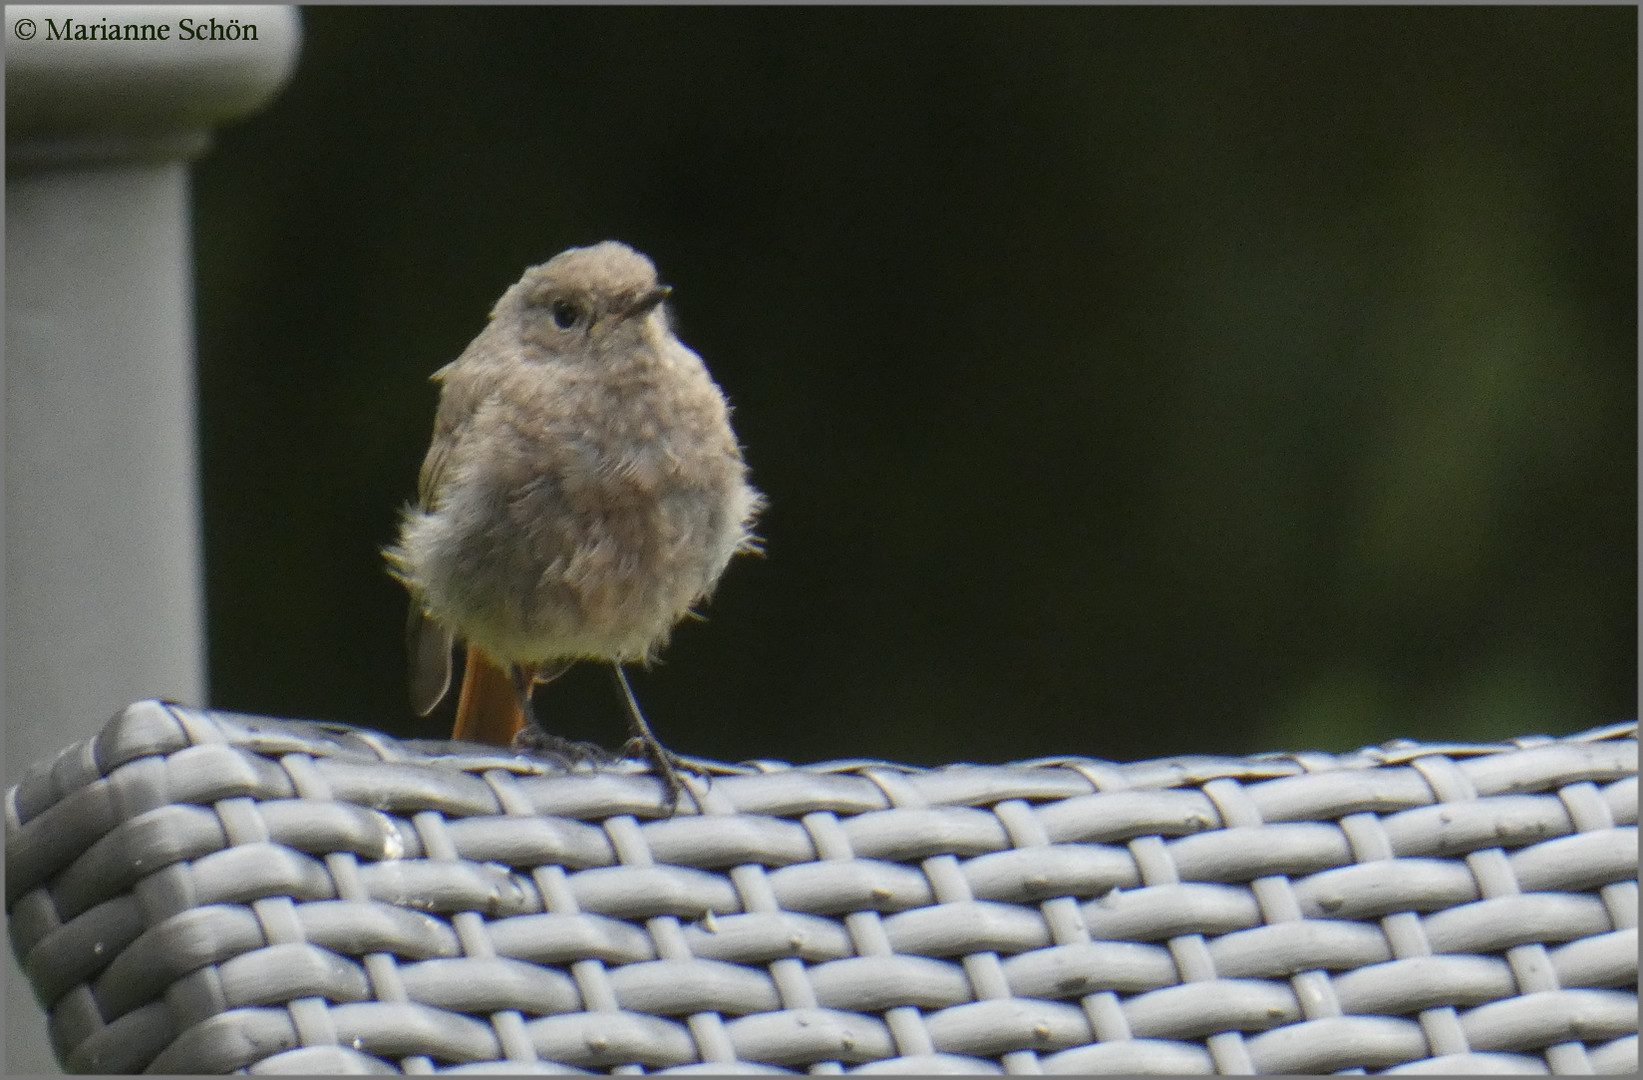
[509,662,613,765]
[611,663,702,814]
[512,662,541,730]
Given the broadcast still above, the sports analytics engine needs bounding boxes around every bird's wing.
[416,360,465,511]
[404,359,472,715]
[406,605,454,716]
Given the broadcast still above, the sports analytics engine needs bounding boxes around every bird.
[385,241,763,808]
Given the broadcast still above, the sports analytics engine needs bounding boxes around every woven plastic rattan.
[6,702,1636,1074]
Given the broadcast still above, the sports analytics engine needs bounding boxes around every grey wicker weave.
[5,702,1636,1074]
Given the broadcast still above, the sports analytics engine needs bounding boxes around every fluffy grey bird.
[386,241,763,807]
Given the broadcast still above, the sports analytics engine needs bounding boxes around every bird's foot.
[512,725,617,768]
[620,735,706,816]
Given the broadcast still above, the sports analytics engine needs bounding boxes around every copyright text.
[12,16,261,42]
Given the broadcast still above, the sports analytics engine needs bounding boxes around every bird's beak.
[622,284,673,321]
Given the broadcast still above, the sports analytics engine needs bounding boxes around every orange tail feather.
[452,645,527,746]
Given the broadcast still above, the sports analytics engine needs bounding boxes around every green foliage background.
[193,6,1636,766]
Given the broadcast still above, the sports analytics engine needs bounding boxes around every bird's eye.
[549,299,586,330]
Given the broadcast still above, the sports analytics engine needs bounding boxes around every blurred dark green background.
[192,6,1636,767]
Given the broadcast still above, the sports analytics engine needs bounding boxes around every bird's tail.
[452,645,528,746]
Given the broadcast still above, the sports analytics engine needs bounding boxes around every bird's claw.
[513,726,617,767]
[621,736,706,815]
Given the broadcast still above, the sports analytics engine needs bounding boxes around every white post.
[4,7,301,1071]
